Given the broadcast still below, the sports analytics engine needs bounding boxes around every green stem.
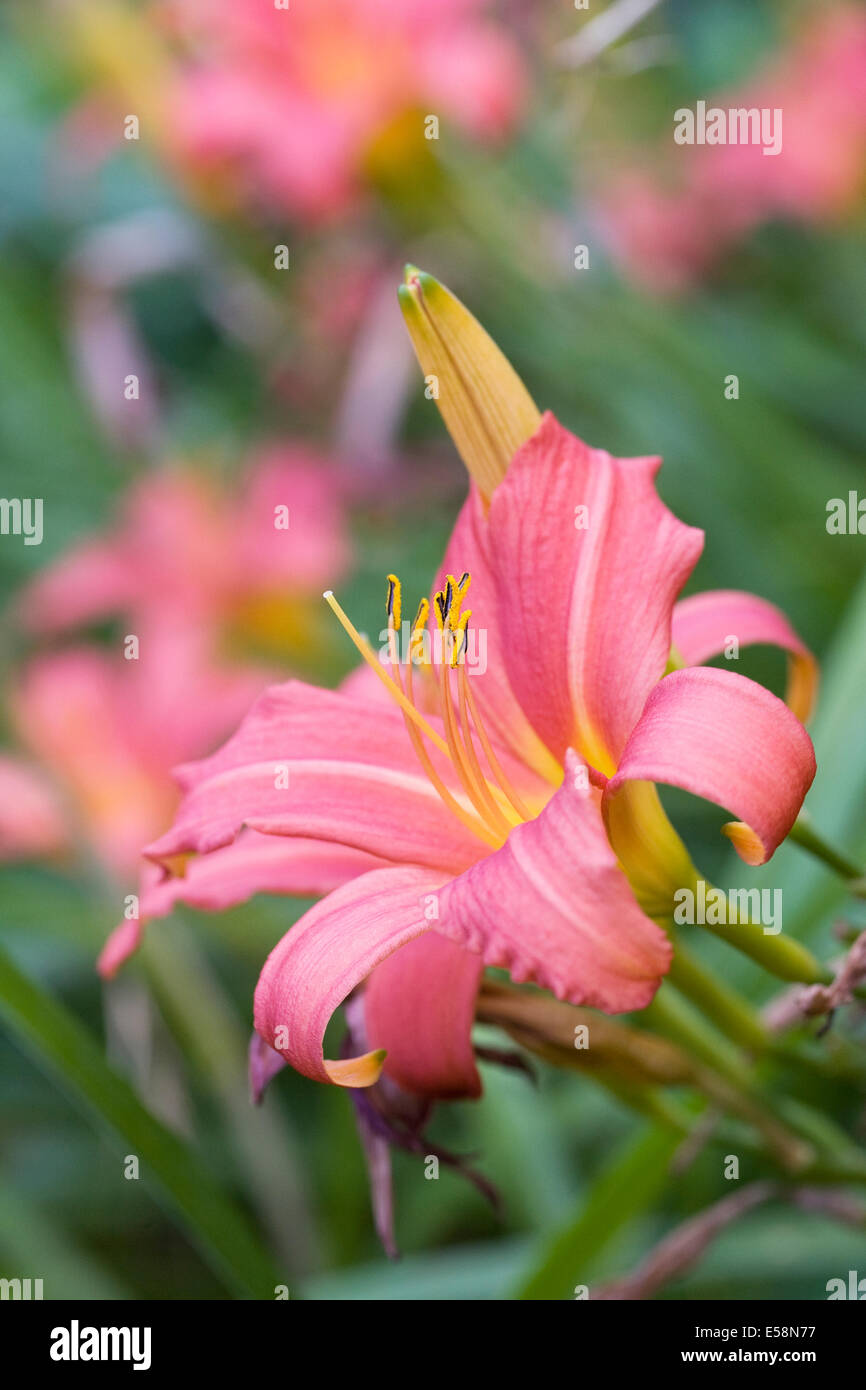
[696,909,828,984]
[771,1097,866,1184]
[645,985,813,1171]
[669,939,866,1081]
[668,943,770,1053]
[790,812,866,892]
[644,982,752,1089]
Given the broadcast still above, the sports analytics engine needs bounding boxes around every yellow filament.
[455,657,517,834]
[437,646,513,838]
[323,591,449,757]
[325,581,528,850]
[389,620,502,848]
[460,660,534,823]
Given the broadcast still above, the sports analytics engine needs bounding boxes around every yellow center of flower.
[324,574,533,850]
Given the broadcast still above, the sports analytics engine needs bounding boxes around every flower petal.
[19,539,137,634]
[487,414,704,774]
[253,865,448,1087]
[363,931,483,1100]
[146,680,489,873]
[435,750,672,1013]
[672,589,818,721]
[436,483,563,785]
[97,832,385,978]
[604,666,817,867]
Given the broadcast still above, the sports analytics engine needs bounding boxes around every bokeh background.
[1,0,865,1299]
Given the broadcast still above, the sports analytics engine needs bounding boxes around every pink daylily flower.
[161,0,526,222]
[21,450,349,637]
[10,643,264,879]
[105,414,816,1102]
[10,452,350,878]
[0,755,69,862]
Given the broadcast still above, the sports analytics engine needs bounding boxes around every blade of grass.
[142,924,320,1276]
[0,941,281,1299]
[514,1122,681,1300]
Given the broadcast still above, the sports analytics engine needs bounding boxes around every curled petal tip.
[324,1049,388,1089]
[787,651,819,725]
[723,819,766,867]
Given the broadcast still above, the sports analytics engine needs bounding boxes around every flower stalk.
[789,811,866,892]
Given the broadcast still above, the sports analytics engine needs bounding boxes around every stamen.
[450,610,471,668]
[323,591,449,757]
[447,573,472,626]
[459,654,534,823]
[434,589,448,628]
[411,599,430,666]
[324,578,529,851]
[386,573,401,630]
[454,649,517,835]
[390,610,502,849]
[438,639,513,837]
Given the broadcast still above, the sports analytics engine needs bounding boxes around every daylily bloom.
[9,451,350,877]
[21,450,349,653]
[0,755,69,862]
[63,0,526,224]
[167,0,526,220]
[9,643,262,878]
[102,274,817,1115]
[596,5,866,291]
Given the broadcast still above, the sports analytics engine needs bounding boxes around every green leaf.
[142,926,319,1277]
[0,942,281,1299]
[514,1123,681,1301]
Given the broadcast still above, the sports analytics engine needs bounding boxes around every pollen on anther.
[386,573,402,629]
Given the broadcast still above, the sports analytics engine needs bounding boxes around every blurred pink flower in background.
[7,449,350,877]
[0,756,69,863]
[21,450,349,635]
[598,5,866,292]
[161,0,527,220]
[10,648,191,877]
